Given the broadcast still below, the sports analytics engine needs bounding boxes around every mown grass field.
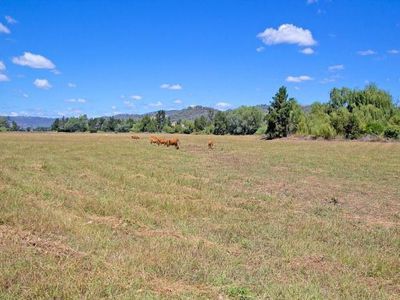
[0,133,399,299]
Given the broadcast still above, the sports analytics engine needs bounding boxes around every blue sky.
[0,0,399,117]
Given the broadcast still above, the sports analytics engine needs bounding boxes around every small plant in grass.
[227,286,253,299]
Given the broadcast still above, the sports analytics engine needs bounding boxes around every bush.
[255,124,267,135]
[365,121,385,135]
[310,123,336,139]
[384,125,400,139]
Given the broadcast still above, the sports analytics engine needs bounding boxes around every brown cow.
[208,139,214,149]
[157,138,168,146]
[150,136,159,145]
[131,135,140,140]
[167,138,180,149]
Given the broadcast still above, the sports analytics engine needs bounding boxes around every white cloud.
[66,98,86,103]
[123,100,135,108]
[0,61,5,71]
[328,64,344,72]
[22,93,29,98]
[131,95,142,100]
[257,24,316,47]
[215,102,231,110]
[174,99,182,104]
[51,69,61,75]
[111,106,117,110]
[57,108,83,117]
[149,101,163,107]
[5,16,17,24]
[10,112,19,117]
[33,79,51,89]
[68,82,77,88]
[300,47,314,55]
[387,49,399,54]
[320,74,341,84]
[286,75,313,83]
[357,50,376,56]
[12,52,55,69]
[256,46,265,52]
[160,83,182,90]
[0,74,10,82]
[0,22,10,34]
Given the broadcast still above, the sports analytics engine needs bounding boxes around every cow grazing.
[131,135,140,140]
[150,136,159,145]
[167,138,180,149]
[157,138,168,146]
[208,139,214,149]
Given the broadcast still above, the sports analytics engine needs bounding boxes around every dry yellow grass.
[0,132,399,299]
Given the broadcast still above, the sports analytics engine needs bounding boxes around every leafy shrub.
[310,123,336,139]
[255,124,267,135]
[365,121,385,135]
[384,125,400,139]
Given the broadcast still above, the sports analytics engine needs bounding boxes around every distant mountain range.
[4,116,56,129]
[114,105,220,122]
[2,104,310,129]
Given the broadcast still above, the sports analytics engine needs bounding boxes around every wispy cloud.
[0,74,10,82]
[149,101,163,107]
[57,108,83,117]
[256,46,265,53]
[160,83,182,90]
[215,102,231,110]
[328,64,344,72]
[387,49,399,54]
[0,61,5,71]
[357,49,376,56]
[300,47,314,55]
[131,95,142,100]
[65,98,86,103]
[123,100,135,108]
[320,74,341,84]
[5,16,17,24]
[12,52,56,69]
[286,75,313,83]
[257,24,316,47]
[33,79,52,89]
[174,99,182,104]
[0,22,10,34]
[68,82,77,88]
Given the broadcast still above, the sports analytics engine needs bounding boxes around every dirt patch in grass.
[147,277,216,297]
[289,255,346,274]
[0,225,85,258]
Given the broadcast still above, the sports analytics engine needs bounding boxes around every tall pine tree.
[265,86,293,139]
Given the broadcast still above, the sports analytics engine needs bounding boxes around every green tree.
[10,121,20,131]
[194,115,208,132]
[213,111,228,135]
[265,86,294,139]
[155,110,167,132]
[226,106,264,135]
[51,118,60,131]
[0,117,10,131]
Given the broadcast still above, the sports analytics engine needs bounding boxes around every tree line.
[2,84,400,139]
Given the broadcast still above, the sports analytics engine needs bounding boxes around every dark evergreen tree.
[265,86,293,139]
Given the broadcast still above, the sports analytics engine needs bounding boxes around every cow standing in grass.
[131,135,140,140]
[150,136,159,145]
[167,138,180,149]
[208,139,214,149]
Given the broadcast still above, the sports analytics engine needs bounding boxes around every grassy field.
[0,133,399,299]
